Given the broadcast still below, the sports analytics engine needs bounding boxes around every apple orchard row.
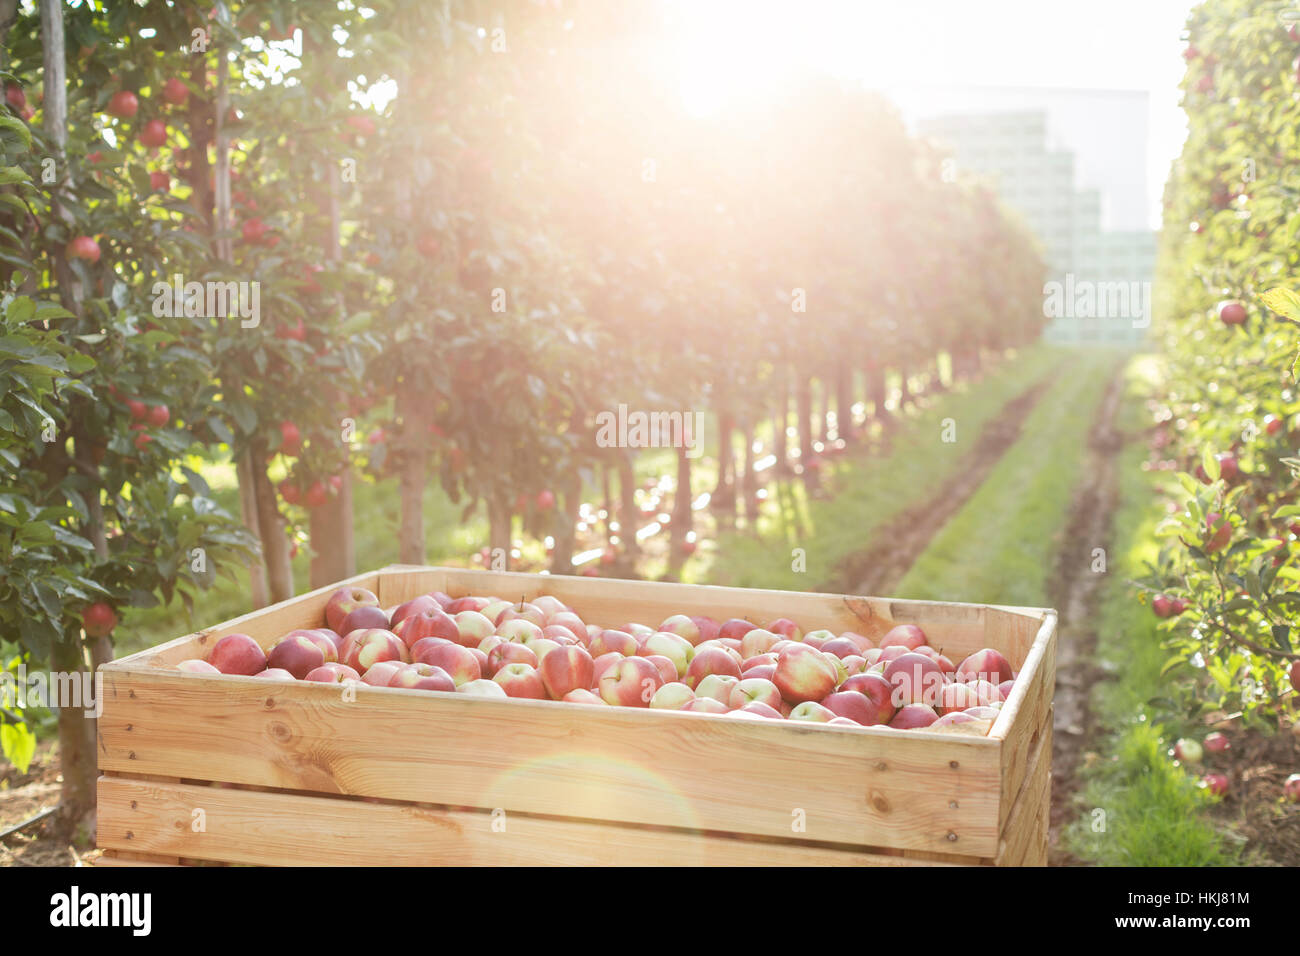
[182,588,1020,730]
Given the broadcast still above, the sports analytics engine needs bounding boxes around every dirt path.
[822,378,1052,596]
[1044,365,1125,865]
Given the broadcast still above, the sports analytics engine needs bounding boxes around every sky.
[667,0,1199,230]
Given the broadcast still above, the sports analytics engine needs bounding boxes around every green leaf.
[1202,447,1220,482]
[1272,624,1293,653]
[1260,287,1300,323]
[0,721,36,775]
[0,165,30,186]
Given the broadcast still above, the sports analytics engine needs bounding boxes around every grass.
[893,349,1123,607]
[698,344,1067,591]
[1062,354,1238,865]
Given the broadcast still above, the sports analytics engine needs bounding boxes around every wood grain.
[98,776,983,867]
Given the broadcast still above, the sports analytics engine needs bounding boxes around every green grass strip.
[701,344,1066,591]
[893,349,1123,607]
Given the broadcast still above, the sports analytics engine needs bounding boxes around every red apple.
[389,595,439,627]
[681,697,729,714]
[690,616,720,644]
[718,618,758,643]
[889,704,939,729]
[1203,731,1229,753]
[496,619,544,645]
[885,652,948,708]
[730,701,783,719]
[658,614,702,645]
[1283,774,1300,802]
[107,90,138,118]
[788,700,836,722]
[339,628,407,673]
[766,618,802,641]
[67,235,101,263]
[208,633,267,675]
[267,633,327,679]
[685,647,743,689]
[819,637,862,660]
[254,668,296,681]
[740,628,782,660]
[772,644,838,704]
[542,625,579,645]
[324,586,381,633]
[82,601,118,638]
[590,629,639,658]
[161,77,189,105]
[453,610,496,647]
[495,601,546,629]
[411,640,480,686]
[599,656,664,706]
[562,688,607,705]
[139,118,167,148]
[836,673,896,725]
[446,595,492,614]
[493,662,547,699]
[305,662,360,683]
[649,682,696,710]
[1217,300,1246,326]
[339,604,390,637]
[486,641,538,676]
[149,170,171,192]
[538,644,595,700]
[176,659,220,674]
[1202,773,1229,796]
[728,677,784,711]
[389,662,456,693]
[362,660,406,687]
[547,611,588,643]
[393,607,460,650]
[879,624,928,651]
[955,648,1014,685]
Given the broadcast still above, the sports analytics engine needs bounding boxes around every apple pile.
[175,590,1018,733]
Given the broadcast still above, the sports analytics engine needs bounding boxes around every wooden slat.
[994,715,1051,866]
[98,775,980,867]
[94,849,180,866]
[111,571,382,668]
[990,613,1056,830]
[97,668,1003,857]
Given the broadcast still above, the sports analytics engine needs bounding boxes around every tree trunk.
[835,361,854,444]
[667,445,693,579]
[251,441,293,602]
[310,146,356,585]
[395,389,428,565]
[740,418,758,526]
[773,367,789,474]
[811,377,824,444]
[550,472,581,574]
[712,401,735,511]
[602,463,614,545]
[487,491,511,561]
[618,451,639,559]
[236,449,270,607]
[795,370,819,490]
[898,364,915,409]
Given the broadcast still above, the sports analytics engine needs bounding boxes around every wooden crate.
[96,566,1056,866]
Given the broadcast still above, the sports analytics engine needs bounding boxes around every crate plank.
[990,614,1057,829]
[98,668,1003,857]
[994,715,1051,866]
[98,776,981,867]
